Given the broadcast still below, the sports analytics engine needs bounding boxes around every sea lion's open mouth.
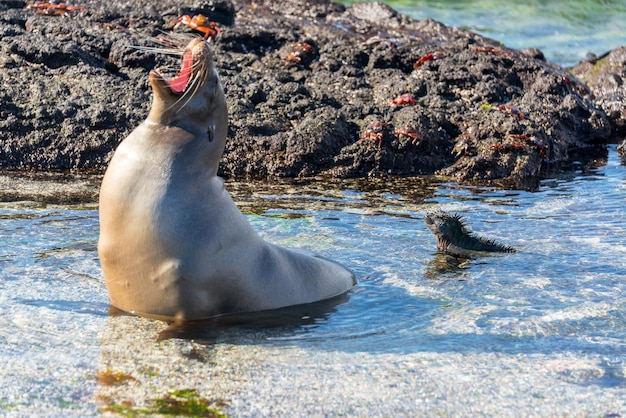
[147,37,212,108]
[163,50,194,94]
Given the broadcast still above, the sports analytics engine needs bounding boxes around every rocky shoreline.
[1,0,624,189]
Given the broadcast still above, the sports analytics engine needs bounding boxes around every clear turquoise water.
[1,147,625,415]
[341,0,626,67]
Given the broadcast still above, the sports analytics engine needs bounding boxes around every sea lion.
[98,38,356,321]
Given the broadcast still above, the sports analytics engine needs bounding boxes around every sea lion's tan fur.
[98,38,355,320]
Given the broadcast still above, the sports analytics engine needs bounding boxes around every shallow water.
[341,0,626,67]
[1,147,625,416]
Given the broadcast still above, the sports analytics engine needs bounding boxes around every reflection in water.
[423,252,473,278]
[228,175,438,215]
[155,294,350,343]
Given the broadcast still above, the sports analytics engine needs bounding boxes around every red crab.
[25,2,85,16]
[170,14,220,40]
[393,126,421,144]
[282,42,317,65]
[390,94,416,107]
[490,142,525,153]
[497,104,525,121]
[413,51,445,69]
[507,134,548,158]
[470,45,511,56]
[363,36,397,48]
[359,121,389,149]
[452,138,471,157]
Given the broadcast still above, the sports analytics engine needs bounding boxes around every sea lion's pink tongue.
[167,51,193,94]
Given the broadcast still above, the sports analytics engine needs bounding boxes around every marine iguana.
[423,210,516,257]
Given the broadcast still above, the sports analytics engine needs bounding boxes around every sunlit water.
[341,0,626,67]
[1,147,625,415]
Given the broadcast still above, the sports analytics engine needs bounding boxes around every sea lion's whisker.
[132,46,184,56]
[184,58,205,71]
[165,74,198,112]
[188,67,208,100]
[172,70,205,112]
[129,29,174,48]
[158,66,183,73]
[130,29,200,55]
[164,31,202,44]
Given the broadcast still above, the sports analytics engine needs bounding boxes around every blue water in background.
[341,0,626,67]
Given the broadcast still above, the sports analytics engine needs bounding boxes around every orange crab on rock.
[169,14,220,40]
[282,42,318,65]
[470,45,512,56]
[358,121,390,149]
[506,134,548,158]
[390,94,416,107]
[497,104,525,121]
[393,126,421,144]
[413,51,445,70]
[25,2,85,16]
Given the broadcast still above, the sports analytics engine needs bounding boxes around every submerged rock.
[0,0,622,188]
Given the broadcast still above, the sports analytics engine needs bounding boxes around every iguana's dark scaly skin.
[423,210,515,257]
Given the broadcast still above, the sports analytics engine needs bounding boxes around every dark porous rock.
[0,0,622,188]
[572,46,626,137]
